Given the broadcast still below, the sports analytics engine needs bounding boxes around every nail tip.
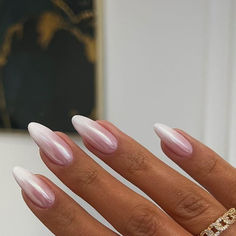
[27,122,34,133]
[71,115,83,126]
[28,122,43,137]
[28,121,38,129]
[12,166,28,175]
[12,166,22,175]
[153,123,163,137]
[12,166,19,178]
[72,114,88,122]
[71,115,78,123]
[153,123,167,130]
[12,166,29,185]
[12,167,21,187]
[28,122,52,141]
[72,115,93,132]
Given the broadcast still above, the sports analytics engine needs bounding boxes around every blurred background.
[1,0,236,235]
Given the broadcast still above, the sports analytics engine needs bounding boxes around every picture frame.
[0,0,104,132]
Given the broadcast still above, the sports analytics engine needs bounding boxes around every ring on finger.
[199,208,236,236]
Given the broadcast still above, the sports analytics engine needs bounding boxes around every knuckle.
[125,205,159,236]
[198,151,218,178]
[56,206,77,233]
[76,168,99,186]
[174,192,210,220]
[123,149,148,175]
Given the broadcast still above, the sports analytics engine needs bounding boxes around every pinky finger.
[13,167,117,236]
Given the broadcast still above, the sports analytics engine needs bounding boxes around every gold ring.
[199,208,236,236]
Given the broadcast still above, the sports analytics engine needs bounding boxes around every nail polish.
[13,166,55,208]
[28,122,73,165]
[72,115,118,154]
[153,123,193,157]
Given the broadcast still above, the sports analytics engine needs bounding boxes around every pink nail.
[153,123,193,157]
[28,122,73,166]
[13,166,55,208]
[72,115,118,154]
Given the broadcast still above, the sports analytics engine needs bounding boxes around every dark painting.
[0,0,97,132]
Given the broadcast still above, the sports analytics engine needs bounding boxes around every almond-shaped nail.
[153,123,193,157]
[13,166,55,208]
[28,122,73,165]
[72,115,118,154]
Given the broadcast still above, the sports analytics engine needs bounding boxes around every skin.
[19,120,236,235]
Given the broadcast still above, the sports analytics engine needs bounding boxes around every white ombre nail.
[13,167,55,208]
[154,123,193,157]
[72,115,118,154]
[28,122,73,165]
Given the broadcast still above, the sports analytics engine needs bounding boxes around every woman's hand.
[13,116,236,235]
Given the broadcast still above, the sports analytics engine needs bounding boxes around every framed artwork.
[0,0,103,132]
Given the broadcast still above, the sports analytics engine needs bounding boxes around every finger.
[223,224,236,236]
[28,122,189,236]
[71,115,226,235]
[154,123,236,209]
[13,166,115,236]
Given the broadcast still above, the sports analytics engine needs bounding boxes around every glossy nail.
[72,115,118,154]
[13,166,55,208]
[153,123,193,157]
[28,122,73,165]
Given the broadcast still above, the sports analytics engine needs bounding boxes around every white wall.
[1,0,235,235]
[104,0,207,150]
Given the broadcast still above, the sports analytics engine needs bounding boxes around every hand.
[13,116,236,236]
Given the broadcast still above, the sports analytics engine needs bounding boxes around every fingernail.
[28,122,73,166]
[72,115,118,154]
[153,123,193,157]
[12,166,55,208]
